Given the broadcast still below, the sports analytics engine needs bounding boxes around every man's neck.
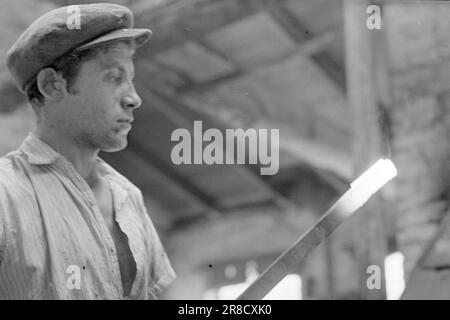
[33,126,101,187]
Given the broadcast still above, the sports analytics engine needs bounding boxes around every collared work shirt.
[0,133,176,299]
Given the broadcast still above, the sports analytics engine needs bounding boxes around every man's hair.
[25,39,136,108]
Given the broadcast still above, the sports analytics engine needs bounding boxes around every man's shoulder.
[0,151,22,181]
[0,150,33,195]
[0,149,21,168]
[0,157,12,174]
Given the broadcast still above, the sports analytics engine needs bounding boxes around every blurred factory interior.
[1,0,450,299]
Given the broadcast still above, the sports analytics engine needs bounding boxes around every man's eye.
[107,73,123,83]
[113,76,123,83]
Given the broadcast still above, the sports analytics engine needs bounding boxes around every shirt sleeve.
[135,189,176,299]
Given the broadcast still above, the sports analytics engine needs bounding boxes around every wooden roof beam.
[176,29,340,95]
[135,0,260,58]
[261,0,347,92]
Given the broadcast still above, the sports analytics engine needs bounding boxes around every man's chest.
[0,157,161,299]
[92,179,137,296]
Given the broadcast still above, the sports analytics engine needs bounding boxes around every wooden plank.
[204,12,297,68]
[260,0,312,43]
[154,41,236,83]
[135,0,260,57]
[177,29,341,95]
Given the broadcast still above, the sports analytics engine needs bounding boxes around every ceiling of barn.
[0,0,351,231]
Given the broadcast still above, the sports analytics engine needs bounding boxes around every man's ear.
[36,68,66,101]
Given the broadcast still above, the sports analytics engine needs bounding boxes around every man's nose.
[122,84,142,110]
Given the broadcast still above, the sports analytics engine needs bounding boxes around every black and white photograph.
[0,0,449,304]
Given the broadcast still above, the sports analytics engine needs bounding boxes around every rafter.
[175,29,340,95]
[135,0,260,58]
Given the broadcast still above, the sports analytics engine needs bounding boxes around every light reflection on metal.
[336,158,397,218]
[237,158,398,300]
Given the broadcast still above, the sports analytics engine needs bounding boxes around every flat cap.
[6,3,152,93]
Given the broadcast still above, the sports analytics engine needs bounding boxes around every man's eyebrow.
[102,61,135,77]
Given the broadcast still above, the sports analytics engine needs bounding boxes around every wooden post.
[343,0,391,299]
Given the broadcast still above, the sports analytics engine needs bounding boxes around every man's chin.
[100,139,128,153]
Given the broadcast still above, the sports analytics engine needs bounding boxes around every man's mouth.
[117,118,133,132]
[118,118,134,124]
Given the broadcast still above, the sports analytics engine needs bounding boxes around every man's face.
[59,42,142,152]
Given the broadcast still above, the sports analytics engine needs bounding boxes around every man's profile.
[0,3,176,299]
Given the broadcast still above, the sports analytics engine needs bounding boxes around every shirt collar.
[20,132,132,192]
[20,132,61,165]
[97,158,132,192]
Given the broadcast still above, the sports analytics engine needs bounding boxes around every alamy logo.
[366,264,381,290]
[171,121,279,175]
[366,5,381,30]
[66,5,81,30]
[66,265,81,290]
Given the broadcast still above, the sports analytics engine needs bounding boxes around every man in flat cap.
[0,3,175,299]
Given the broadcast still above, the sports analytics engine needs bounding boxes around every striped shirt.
[0,133,175,299]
